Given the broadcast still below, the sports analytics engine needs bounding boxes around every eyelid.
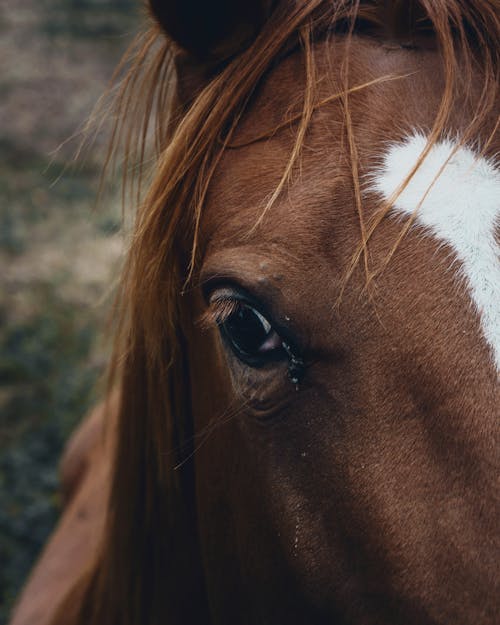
[202,284,302,354]
[199,294,273,334]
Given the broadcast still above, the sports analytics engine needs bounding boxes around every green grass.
[0,1,135,620]
[0,152,118,619]
[0,282,104,622]
[0,75,119,625]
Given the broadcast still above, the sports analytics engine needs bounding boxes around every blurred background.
[0,0,141,620]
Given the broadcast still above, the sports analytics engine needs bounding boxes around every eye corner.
[281,340,306,386]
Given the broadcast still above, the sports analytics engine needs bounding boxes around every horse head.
[55,1,499,624]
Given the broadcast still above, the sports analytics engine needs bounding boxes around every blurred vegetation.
[0,0,140,621]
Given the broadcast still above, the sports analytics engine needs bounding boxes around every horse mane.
[52,2,499,624]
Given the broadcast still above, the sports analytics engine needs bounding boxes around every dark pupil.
[223,306,270,356]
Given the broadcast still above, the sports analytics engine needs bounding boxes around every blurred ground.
[0,0,140,620]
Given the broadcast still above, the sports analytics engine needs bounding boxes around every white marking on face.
[371,133,500,373]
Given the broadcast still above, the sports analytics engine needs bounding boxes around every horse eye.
[220,303,284,367]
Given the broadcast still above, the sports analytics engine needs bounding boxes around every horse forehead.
[203,141,356,269]
[203,36,444,244]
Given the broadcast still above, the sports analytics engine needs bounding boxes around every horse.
[10,1,499,624]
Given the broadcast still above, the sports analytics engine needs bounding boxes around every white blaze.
[371,133,500,373]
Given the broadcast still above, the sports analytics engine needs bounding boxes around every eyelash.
[198,296,241,330]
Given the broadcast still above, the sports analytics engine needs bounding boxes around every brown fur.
[11,1,499,624]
